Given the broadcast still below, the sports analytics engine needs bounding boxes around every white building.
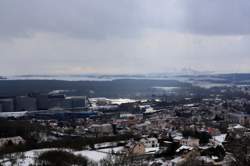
[140,137,159,148]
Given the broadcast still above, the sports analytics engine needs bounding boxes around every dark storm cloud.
[1,0,250,39]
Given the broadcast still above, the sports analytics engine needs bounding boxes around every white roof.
[234,124,245,129]
[145,147,160,154]
[147,137,158,141]
[145,107,158,113]
[173,135,183,141]
[176,145,193,152]
[213,134,227,144]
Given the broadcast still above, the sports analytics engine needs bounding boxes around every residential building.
[140,137,159,148]
[124,142,145,156]
[180,138,199,147]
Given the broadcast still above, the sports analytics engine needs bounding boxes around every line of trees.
[0,134,135,156]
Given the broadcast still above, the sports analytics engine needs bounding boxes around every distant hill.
[0,76,7,80]
[0,79,191,98]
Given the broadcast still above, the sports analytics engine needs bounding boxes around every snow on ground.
[97,146,124,153]
[0,147,124,166]
[0,148,57,166]
[90,97,137,106]
[110,98,137,105]
[149,159,165,165]
[75,146,124,162]
[74,150,107,162]
[0,111,27,118]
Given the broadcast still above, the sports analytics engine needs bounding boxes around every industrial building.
[15,96,37,111]
[0,98,14,112]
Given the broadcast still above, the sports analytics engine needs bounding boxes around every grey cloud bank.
[1,0,250,39]
[0,0,250,75]
[183,0,250,35]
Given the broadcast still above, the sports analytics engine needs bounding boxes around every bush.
[182,130,211,144]
[36,150,88,166]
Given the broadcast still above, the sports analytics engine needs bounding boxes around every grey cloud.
[0,0,147,39]
[182,0,250,35]
[2,0,250,75]
[1,0,250,39]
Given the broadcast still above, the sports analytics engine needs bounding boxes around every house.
[176,145,193,154]
[140,137,159,148]
[124,142,145,156]
[227,124,247,138]
[88,124,113,136]
[227,113,250,126]
[207,127,221,136]
[0,136,25,147]
[180,137,199,147]
[211,134,227,145]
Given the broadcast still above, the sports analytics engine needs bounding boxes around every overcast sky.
[1,0,250,75]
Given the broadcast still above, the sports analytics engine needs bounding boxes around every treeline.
[0,79,190,98]
[35,150,89,166]
[0,119,46,139]
[0,134,135,156]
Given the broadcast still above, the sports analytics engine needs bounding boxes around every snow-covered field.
[0,147,124,166]
[75,146,124,162]
[0,148,56,166]
[89,97,137,106]
[0,111,27,118]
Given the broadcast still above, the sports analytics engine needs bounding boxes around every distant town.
[0,74,250,165]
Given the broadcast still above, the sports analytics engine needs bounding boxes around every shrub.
[36,150,88,166]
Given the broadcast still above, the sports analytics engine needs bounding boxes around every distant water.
[153,86,180,91]
[6,75,186,81]
[6,76,112,81]
[193,82,231,89]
